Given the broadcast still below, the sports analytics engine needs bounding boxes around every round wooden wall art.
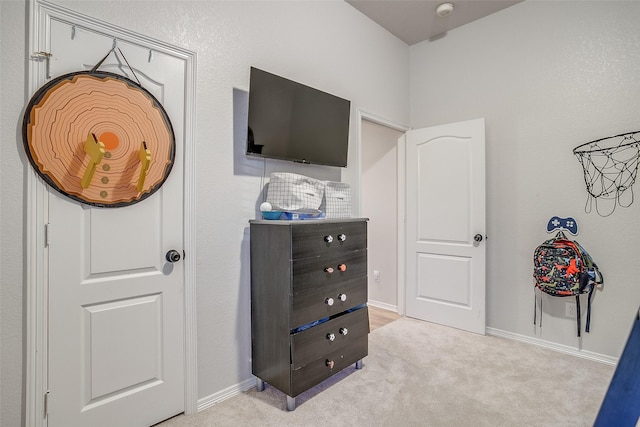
[23,71,175,207]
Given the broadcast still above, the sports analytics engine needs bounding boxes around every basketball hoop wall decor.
[573,131,640,217]
[22,48,175,208]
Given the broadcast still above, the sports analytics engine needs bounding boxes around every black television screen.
[246,67,351,167]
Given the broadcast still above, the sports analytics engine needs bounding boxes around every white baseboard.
[486,327,618,366]
[197,377,257,412]
[367,300,398,313]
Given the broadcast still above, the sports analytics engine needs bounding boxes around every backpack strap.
[576,294,582,337]
[539,291,543,327]
[586,286,595,333]
[533,288,543,328]
[576,287,597,336]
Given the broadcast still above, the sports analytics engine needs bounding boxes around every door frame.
[25,1,198,425]
[354,109,410,315]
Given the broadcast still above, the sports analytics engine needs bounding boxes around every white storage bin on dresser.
[321,181,351,219]
[249,218,369,410]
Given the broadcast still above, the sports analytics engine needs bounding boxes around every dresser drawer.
[292,249,366,294]
[291,221,366,260]
[291,277,367,328]
[290,334,368,397]
[291,306,369,369]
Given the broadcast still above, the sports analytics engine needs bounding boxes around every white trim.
[196,378,257,412]
[182,35,199,417]
[352,111,364,217]
[25,173,49,427]
[357,109,410,133]
[396,134,406,317]
[25,2,198,425]
[486,327,618,366]
[367,300,399,314]
[26,2,52,425]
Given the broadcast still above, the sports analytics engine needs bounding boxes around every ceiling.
[345,0,523,45]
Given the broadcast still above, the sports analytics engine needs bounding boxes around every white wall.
[361,119,403,309]
[410,1,640,358]
[0,0,409,423]
[1,2,29,426]
[5,1,638,424]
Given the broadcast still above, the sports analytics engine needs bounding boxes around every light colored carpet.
[160,317,614,426]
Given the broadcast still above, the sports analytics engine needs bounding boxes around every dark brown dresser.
[249,218,369,410]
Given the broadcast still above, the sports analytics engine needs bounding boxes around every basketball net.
[573,131,640,217]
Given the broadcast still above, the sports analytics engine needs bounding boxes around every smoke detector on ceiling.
[436,3,454,17]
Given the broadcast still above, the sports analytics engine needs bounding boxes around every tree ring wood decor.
[23,71,175,207]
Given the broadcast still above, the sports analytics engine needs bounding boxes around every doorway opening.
[358,113,408,315]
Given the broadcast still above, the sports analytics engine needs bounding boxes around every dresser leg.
[286,395,296,411]
[256,378,265,392]
[355,359,363,370]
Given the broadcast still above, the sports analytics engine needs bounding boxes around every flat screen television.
[246,67,351,167]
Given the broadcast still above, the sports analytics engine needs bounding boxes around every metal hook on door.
[148,49,153,63]
[31,51,52,79]
[71,25,76,40]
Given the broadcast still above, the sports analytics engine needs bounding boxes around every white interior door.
[404,118,486,334]
[43,17,186,427]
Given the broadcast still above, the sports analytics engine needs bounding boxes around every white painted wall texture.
[3,0,639,425]
[1,2,30,426]
[410,1,640,357]
[1,1,408,424]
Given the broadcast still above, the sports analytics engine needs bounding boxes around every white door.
[43,18,186,427]
[404,118,486,334]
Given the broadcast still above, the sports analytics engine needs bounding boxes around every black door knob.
[166,249,181,263]
[474,234,483,242]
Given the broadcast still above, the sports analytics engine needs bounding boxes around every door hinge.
[45,223,51,247]
[44,390,50,417]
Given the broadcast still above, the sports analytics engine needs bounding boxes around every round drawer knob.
[325,297,334,306]
[326,359,335,369]
[324,235,333,243]
[339,327,348,336]
[338,293,347,302]
[326,333,335,341]
[337,263,347,272]
[324,267,334,274]
[337,233,346,242]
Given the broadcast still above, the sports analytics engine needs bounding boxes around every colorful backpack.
[533,231,603,336]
